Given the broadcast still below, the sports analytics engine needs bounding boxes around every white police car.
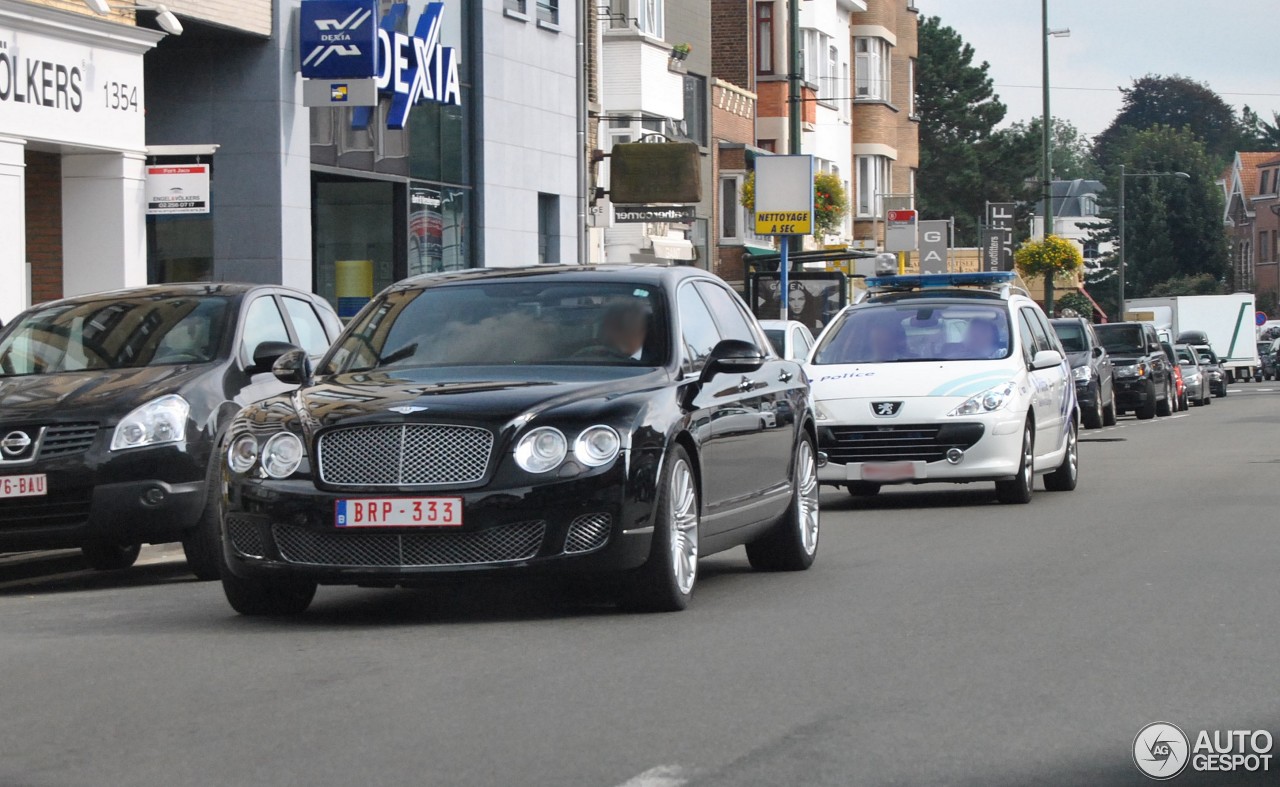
[807,272,1078,503]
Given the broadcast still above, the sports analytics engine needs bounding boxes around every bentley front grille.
[317,424,494,487]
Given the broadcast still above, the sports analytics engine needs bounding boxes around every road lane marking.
[616,765,689,787]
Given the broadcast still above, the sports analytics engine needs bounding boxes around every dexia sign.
[300,0,461,130]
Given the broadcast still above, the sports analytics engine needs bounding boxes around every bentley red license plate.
[335,497,463,528]
[0,474,46,499]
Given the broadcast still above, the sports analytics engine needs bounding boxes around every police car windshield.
[813,302,1012,364]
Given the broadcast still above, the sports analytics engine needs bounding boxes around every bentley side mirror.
[271,348,313,386]
[699,339,767,384]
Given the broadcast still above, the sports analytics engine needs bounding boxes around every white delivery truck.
[1126,294,1260,382]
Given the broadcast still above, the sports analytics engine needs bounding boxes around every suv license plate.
[0,474,46,499]
[335,497,463,528]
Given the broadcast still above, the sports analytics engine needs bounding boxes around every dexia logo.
[302,6,374,68]
[351,1,461,130]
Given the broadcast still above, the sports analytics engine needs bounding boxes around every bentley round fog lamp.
[574,426,621,467]
[261,433,304,479]
[227,434,260,474]
[515,427,568,473]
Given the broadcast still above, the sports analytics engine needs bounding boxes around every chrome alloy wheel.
[796,440,819,556]
[667,457,699,595]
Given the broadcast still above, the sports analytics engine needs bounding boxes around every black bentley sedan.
[0,284,341,577]
[220,265,819,615]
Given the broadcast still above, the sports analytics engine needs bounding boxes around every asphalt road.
[3,384,1280,787]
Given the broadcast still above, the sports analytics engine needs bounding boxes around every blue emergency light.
[865,271,1018,292]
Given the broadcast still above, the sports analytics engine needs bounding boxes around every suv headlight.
[111,394,189,451]
[514,427,567,473]
[574,425,621,467]
[1072,366,1093,382]
[1114,362,1148,379]
[948,381,1017,416]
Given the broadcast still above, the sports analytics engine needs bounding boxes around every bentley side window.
[677,284,722,373]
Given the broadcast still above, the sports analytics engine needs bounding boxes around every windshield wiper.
[378,343,418,366]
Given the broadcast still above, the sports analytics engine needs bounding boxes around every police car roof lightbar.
[865,272,1019,292]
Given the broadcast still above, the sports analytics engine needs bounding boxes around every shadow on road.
[820,484,1001,512]
[0,556,199,597]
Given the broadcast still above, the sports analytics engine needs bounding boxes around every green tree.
[1147,273,1226,296]
[1084,126,1228,307]
[916,16,1034,246]
[1240,106,1280,148]
[1004,117,1099,181]
[1094,75,1249,169]
[1055,291,1094,320]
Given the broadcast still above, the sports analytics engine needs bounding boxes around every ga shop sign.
[353,1,462,131]
[0,14,156,152]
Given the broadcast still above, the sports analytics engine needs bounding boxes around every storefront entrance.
[312,174,404,319]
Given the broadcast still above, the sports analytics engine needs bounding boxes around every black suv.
[1050,317,1116,429]
[1093,322,1175,420]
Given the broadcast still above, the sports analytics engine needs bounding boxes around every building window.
[855,37,890,101]
[536,0,558,25]
[1263,171,1271,195]
[504,0,526,14]
[908,57,917,116]
[909,167,917,200]
[758,139,776,153]
[606,114,664,151]
[538,193,559,264]
[608,0,661,36]
[801,29,834,100]
[682,74,707,146]
[856,155,891,217]
[1082,240,1099,260]
[1261,231,1271,262]
[720,175,741,242]
[756,3,773,75]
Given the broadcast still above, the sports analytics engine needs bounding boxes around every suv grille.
[317,424,494,487]
[41,423,99,459]
[271,521,545,568]
[823,423,985,464]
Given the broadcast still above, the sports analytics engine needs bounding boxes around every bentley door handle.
[778,370,794,383]
[737,376,754,392]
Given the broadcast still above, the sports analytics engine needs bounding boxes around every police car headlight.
[1072,366,1093,382]
[111,394,189,451]
[949,382,1017,416]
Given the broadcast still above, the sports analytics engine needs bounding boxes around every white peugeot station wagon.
[806,272,1078,503]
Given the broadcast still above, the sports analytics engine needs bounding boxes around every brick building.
[850,0,919,249]
[1222,151,1280,300]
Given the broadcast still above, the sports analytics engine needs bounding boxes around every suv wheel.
[1082,384,1103,429]
[1136,381,1158,420]
[1156,378,1174,417]
[995,420,1034,504]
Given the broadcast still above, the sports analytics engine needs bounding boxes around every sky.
[924,1,1280,140]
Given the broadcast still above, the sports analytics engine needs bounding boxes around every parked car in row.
[1161,341,1189,412]
[1255,341,1275,381]
[1191,344,1228,398]
[1050,317,1116,428]
[806,272,1078,505]
[1175,343,1212,406]
[0,284,342,578]
[219,265,818,616]
[758,319,817,362]
[1093,322,1176,420]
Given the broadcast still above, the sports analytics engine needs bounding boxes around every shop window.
[313,178,397,317]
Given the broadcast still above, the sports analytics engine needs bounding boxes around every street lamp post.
[1116,165,1191,318]
[1041,0,1069,315]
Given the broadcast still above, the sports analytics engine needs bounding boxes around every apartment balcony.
[601,30,684,120]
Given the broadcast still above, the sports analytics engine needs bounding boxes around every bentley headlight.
[1072,366,1093,382]
[261,432,305,479]
[574,425,621,467]
[948,381,1017,416]
[227,434,260,474]
[514,427,567,473]
[111,394,189,451]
